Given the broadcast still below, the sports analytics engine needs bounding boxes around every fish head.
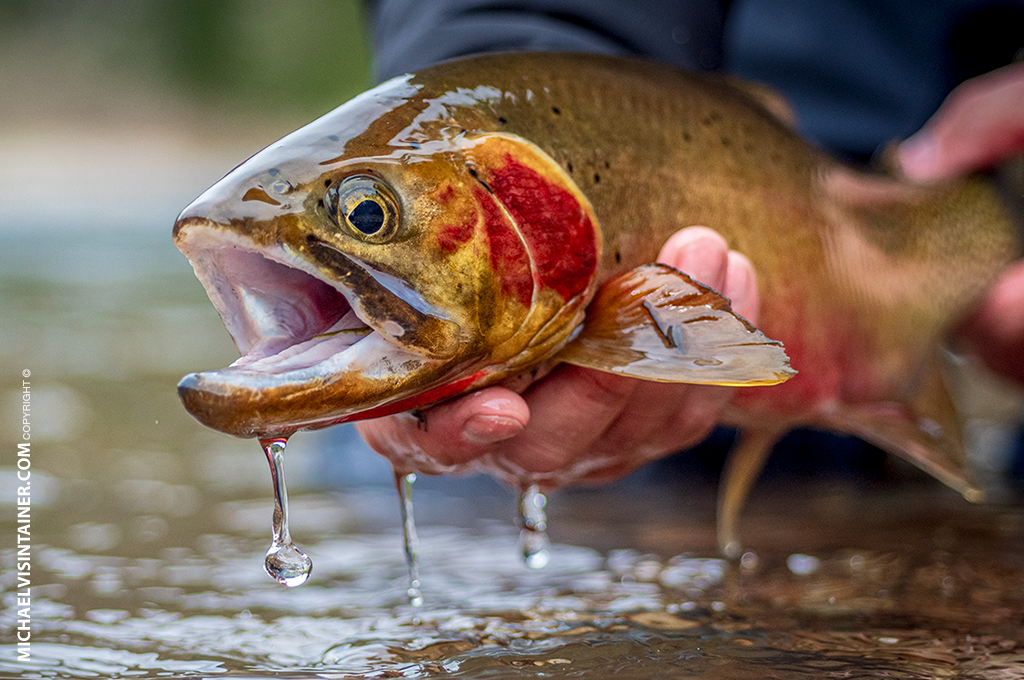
[174,76,600,437]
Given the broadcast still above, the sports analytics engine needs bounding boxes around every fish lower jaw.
[177,331,441,437]
[182,330,429,394]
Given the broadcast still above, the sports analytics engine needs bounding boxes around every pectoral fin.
[556,263,795,385]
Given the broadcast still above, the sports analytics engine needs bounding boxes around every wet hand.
[356,226,759,484]
[898,63,1024,383]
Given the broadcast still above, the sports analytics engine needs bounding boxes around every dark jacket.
[366,0,1024,161]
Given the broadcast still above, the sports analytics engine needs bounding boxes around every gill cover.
[459,132,601,367]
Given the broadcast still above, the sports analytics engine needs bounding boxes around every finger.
[658,226,730,290]
[489,365,640,475]
[575,382,731,484]
[724,250,760,325]
[955,259,1024,383]
[355,386,529,469]
[899,63,1024,182]
[659,226,759,321]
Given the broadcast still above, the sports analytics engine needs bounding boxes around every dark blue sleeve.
[366,0,730,82]
[725,0,1024,161]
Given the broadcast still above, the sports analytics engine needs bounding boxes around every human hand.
[897,63,1024,383]
[898,62,1024,183]
[356,226,759,486]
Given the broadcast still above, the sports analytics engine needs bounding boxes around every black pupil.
[348,199,385,234]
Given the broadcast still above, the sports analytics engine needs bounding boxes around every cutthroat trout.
[174,53,1020,554]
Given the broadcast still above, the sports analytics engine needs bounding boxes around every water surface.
[2,230,1023,679]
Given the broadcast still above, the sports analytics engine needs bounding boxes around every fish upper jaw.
[173,217,460,437]
[174,217,354,359]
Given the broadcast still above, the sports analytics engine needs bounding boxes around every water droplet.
[266,541,312,587]
[394,470,423,606]
[517,484,550,569]
[786,553,820,576]
[722,540,742,560]
[259,437,312,587]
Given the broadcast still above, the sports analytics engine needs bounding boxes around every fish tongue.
[228,309,370,371]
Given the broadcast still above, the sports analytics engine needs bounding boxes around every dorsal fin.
[715,75,796,128]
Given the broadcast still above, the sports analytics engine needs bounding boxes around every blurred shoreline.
[0,0,371,234]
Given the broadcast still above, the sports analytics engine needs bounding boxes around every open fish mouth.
[173,218,452,436]
[175,220,384,384]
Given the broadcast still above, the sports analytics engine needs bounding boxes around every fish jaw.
[174,218,475,438]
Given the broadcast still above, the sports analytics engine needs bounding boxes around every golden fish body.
[175,53,1019,553]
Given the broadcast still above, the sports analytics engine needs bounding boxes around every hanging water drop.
[394,469,424,606]
[517,483,550,569]
[260,437,312,587]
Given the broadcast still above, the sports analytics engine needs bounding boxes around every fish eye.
[324,175,400,243]
[348,199,385,234]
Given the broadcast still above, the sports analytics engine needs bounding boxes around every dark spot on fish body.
[701,111,723,127]
[551,106,561,115]
[615,251,622,264]
[566,162,574,174]
[497,116,508,126]
[593,173,600,184]
[720,137,732,147]
[485,153,597,301]
[683,132,692,142]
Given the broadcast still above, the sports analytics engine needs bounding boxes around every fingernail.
[897,133,939,182]
[463,414,524,445]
